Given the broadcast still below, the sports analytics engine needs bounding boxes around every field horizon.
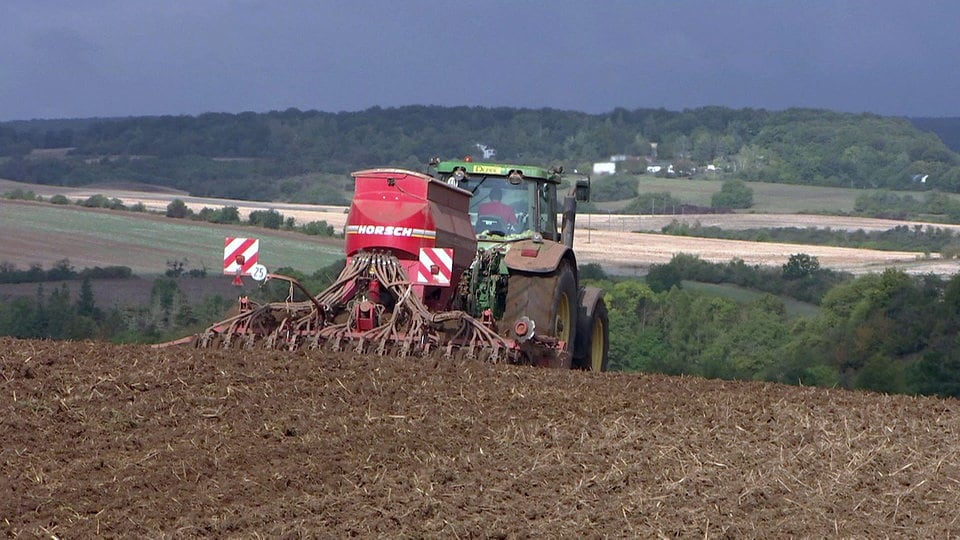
[3,176,960,280]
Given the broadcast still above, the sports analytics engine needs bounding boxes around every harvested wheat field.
[2,339,960,537]
[6,177,960,278]
[572,230,960,277]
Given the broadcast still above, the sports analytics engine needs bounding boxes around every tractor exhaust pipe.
[560,195,576,248]
[560,174,591,248]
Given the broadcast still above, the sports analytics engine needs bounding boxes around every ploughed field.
[3,339,960,537]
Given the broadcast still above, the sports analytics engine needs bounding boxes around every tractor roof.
[435,159,561,184]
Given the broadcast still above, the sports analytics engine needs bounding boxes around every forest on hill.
[1,106,959,203]
[5,107,960,399]
[0,107,960,396]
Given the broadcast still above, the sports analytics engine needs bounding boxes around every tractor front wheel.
[573,287,609,372]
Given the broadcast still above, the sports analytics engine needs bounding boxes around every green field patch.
[0,202,343,275]
[621,176,960,214]
[682,280,820,319]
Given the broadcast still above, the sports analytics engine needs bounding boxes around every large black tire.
[502,260,578,368]
[573,287,610,372]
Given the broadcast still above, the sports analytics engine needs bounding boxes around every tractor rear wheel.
[573,287,609,372]
[503,260,578,368]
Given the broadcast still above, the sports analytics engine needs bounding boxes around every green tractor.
[433,157,609,371]
[174,157,608,372]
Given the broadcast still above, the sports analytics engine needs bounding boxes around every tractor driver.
[477,186,518,228]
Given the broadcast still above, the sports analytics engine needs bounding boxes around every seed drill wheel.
[573,286,610,372]
[503,260,578,368]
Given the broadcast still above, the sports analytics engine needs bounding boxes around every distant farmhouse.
[592,154,649,175]
[593,153,718,178]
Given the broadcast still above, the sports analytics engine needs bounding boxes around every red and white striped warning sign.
[414,248,453,286]
[223,237,259,275]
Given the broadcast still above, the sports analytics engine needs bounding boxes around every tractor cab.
[432,158,563,242]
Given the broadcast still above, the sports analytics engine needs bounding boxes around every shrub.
[248,209,284,229]
[302,220,335,236]
[711,179,753,209]
[81,194,111,208]
[590,175,639,202]
[166,199,191,218]
[4,188,38,201]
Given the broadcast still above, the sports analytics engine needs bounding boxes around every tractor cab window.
[469,180,559,239]
[471,181,531,236]
[538,183,559,240]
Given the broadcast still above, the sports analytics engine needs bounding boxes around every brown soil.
[3,338,959,537]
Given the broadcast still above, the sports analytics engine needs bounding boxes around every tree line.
[0,258,132,284]
[2,106,958,203]
[661,220,960,256]
[0,260,344,344]
[4,255,960,399]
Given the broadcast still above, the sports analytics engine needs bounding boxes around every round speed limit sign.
[250,263,268,282]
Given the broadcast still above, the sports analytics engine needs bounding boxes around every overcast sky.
[2,0,958,121]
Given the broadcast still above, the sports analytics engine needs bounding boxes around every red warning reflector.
[414,248,453,286]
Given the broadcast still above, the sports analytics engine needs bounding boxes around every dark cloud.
[2,0,958,120]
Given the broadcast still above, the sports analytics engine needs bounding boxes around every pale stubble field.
[2,178,958,277]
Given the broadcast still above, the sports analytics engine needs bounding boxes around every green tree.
[166,199,190,218]
[219,206,241,223]
[0,297,40,338]
[782,253,820,280]
[658,290,735,375]
[302,220,335,236]
[603,281,665,372]
[81,194,111,208]
[909,350,960,398]
[711,179,753,209]
[44,284,73,339]
[645,263,683,293]
[765,318,840,387]
[854,354,907,394]
[249,209,284,229]
[698,294,789,380]
[75,277,99,318]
